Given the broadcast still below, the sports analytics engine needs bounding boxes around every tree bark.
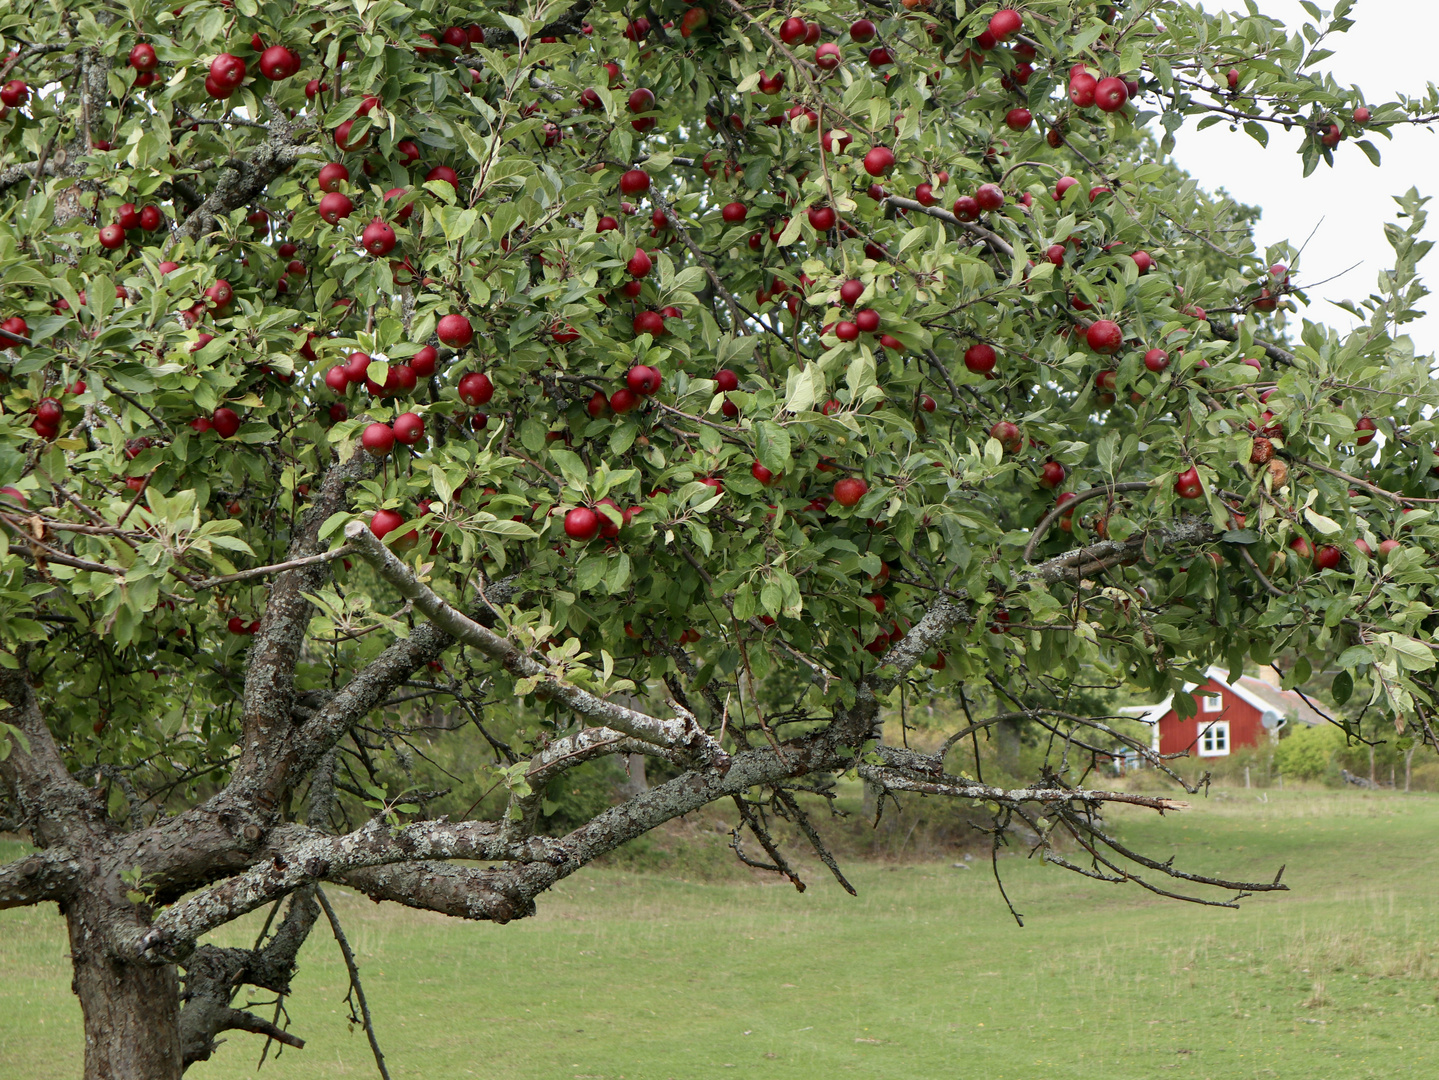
[67,899,182,1080]
[995,717,1022,775]
[619,752,648,796]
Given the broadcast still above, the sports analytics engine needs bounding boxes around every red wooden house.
[1130,666,1325,758]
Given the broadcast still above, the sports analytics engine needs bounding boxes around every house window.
[1198,721,1230,757]
[1202,693,1223,713]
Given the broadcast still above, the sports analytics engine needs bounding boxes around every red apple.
[1094,77,1129,112]
[627,365,662,395]
[129,43,158,72]
[362,422,396,457]
[425,165,460,189]
[833,477,868,507]
[1069,72,1098,108]
[974,183,1004,212]
[989,420,1021,453]
[808,205,836,231]
[318,191,353,224]
[212,407,241,438]
[564,506,601,542]
[333,119,368,152]
[862,146,896,177]
[393,412,425,445]
[1174,467,1203,499]
[458,372,494,406]
[361,218,397,256]
[964,342,996,374]
[436,314,474,347]
[627,248,653,278]
[633,310,666,337]
[1086,319,1123,355]
[209,53,246,89]
[259,45,300,80]
[988,9,1022,40]
[619,168,651,195]
[370,509,405,539]
[318,162,350,192]
[409,346,438,377]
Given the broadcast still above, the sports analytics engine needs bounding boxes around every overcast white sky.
[1164,0,1437,359]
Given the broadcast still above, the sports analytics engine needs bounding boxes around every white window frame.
[1201,693,1224,713]
[1197,720,1230,757]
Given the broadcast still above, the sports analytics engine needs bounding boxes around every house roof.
[1231,675,1326,727]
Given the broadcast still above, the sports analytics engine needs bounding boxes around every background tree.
[0,0,1435,1076]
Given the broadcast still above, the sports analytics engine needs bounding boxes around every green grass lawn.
[3,788,1437,1078]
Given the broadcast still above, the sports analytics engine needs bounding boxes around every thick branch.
[1209,320,1297,368]
[882,195,1015,258]
[0,663,106,850]
[344,521,729,766]
[0,848,83,908]
[857,764,1191,812]
[237,450,373,799]
[141,818,562,949]
[1023,482,1155,561]
[173,112,319,243]
[286,577,519,783]
[339,862,537,923]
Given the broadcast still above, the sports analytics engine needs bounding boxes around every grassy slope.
[2,788,1436,1079]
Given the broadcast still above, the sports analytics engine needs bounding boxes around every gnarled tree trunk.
[67,898,182,1080]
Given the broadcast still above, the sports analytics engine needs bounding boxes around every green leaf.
[548,448,590,492]
[1303,507,1342,535]
[318,512,353,539]
[754,421,790,474]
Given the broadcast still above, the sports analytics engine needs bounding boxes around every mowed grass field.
[3,788,1437,1079]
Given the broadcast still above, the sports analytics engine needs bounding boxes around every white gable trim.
[1200,665,1279,715]
[1132,694,1173,753]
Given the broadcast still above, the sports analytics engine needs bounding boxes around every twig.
[730,794,805,891]
[315,886,391,1080]
[776,790,856,896]
[1285,454,1403,505]
[882,195,1015,258]
[1023,482,1153,561]
[189,545,355,590]
[116,472,154,528]
[1238,545,1286,597]
[103,379,172,434]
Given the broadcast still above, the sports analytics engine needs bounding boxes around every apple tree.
[0,0,1435,1076]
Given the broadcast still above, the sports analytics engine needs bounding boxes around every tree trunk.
[1405,744,1417,793]
[995,717,1022,776]
[618,752,648,797]
[68,901,182,1080]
